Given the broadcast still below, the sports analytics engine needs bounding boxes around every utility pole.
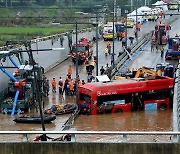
[75,21,78,106]
[96,13,99,76]
[112,0,115,68]
[136,0,138,43]
[5,0,7,7]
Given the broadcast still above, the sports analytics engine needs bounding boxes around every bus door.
[131,93,143,111]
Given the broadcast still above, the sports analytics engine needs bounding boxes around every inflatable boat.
[13,115,56,123]
[44,104,77,115]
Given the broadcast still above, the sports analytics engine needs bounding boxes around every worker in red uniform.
[58,77,63,95]
[51,78,56,93]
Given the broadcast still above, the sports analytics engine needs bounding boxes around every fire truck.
[152,24,171,45]
[71,38,93,64]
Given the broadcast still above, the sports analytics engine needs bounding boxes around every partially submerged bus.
[78,76,174,115]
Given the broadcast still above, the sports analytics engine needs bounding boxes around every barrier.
[0,131,179,143]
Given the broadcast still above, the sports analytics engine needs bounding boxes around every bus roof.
[80,76,174,95]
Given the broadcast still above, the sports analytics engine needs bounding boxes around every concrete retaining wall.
[0,30,95,92]
[0,142,180,154]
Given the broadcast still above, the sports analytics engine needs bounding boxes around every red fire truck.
[152,24,171,45]
[71,38,93,64]
[78,76,174,115]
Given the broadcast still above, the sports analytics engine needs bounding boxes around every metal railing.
[173,61,180,142]
[0,131,179,143]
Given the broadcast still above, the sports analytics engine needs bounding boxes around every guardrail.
[0,131,179,143]
[106,31,152,78]
[107,14,179,79]
[173,61,180,142]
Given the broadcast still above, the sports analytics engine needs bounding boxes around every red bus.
[78,76,174,115]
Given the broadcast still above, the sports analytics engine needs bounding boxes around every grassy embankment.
[0,24,92,47]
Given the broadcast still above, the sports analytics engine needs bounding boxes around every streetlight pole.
[112,0,115,69]
[96,13,99,76]
[135,0,138,43]
[125,10,128,48]
[75,22,78,105]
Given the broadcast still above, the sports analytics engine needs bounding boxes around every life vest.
[51,80,56,88]
[68,67,72,75]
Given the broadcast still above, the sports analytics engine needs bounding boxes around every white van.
[102,23,117,41]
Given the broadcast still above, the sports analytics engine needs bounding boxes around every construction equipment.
[134,67,162,78]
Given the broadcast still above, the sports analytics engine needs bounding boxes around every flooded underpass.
[0,91,173,142]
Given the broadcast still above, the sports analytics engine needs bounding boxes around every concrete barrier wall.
[0,142,180,154]
[0,30,95,92]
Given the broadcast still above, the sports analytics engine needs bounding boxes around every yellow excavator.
[115,67,162,80]
[134,67,162,78]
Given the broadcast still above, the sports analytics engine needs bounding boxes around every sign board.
[145,103,157,111]
[96,75,110,82]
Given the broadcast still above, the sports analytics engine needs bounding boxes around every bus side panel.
[112,103,131,113]
[144,98,170,111]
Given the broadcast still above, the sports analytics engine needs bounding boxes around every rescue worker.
[100,66,105,75]
[51,78,56,93]
[93,55,97,63]
[44,79,50,96]
[67,32,72,51]
[84,58,90,73]
[111,54,113,65]
[59,35,64,47]
[129,36,134,46]
[155,41,159,52]
[63,79,69,95]
[151,41,155,52]
[63,134,71,141]
[107,45,111,54]
[82,80,85,85]
[160,46,164,58]
[58,77,63,95]
[69,79,74,95]
[122,37,126,47]
[158,17,162,24]
[78,80,82,87]
[34,134,53,142]
[136,22,141,31]
[121,31,126,40]
[106,41,111,48]
[104,48,108,56]
[68,65,72,76]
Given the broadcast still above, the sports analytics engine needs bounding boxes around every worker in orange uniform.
[69,79,74,95]
[78,80,82,87]
[68,65,72,76]
[106,41,111,48]
[51,78,56,93]
[158,17,162,24]
[136,22,141,31]
[121,31,126,40]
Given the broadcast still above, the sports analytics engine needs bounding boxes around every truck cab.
[71,38,93,64]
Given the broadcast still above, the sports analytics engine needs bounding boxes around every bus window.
[97,94,131,107]
[80,93,91,104]
[143,89,170,100]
